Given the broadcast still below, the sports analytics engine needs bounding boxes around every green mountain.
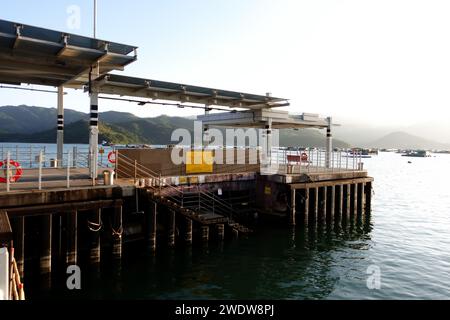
[0,105,350,148]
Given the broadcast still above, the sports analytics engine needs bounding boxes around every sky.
[1,0,450,127]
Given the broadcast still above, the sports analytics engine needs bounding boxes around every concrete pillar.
[329,186,335,227]
[40,215,52,274]
[357,182,365,218]
[365,182,372,216]
[336,185,343,225]
[216,224,225,242]
[184,218,193,245]
[89,208,101,264]
[319,187,327,225]
[303,188,309,227]
[14,217,25,278]
[147,202,157,251]
[345,185,351,222]
[201,226,209,243]
[353,183,358,219]
[312,187,319,226]
[168,210,175,247]
[89,87,99,179]
[56,86,64,167]
[112,206,123,259]
[66,211,77,265]
[266,118,273,165]
[325,117,333,168]
[290,188,296,226]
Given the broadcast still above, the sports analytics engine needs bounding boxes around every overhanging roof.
[93,74,289,110]
[198,110,329,129]
[0,19,137,88]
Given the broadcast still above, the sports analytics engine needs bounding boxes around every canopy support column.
[57,86,64,167]
[89,88,99,179]
[325,117,333,169]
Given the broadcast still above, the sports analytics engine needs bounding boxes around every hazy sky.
[1,0,450,126]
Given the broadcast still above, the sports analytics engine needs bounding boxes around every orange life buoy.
[0,160,23,183]
[108,151,116,164]
[301,152,308,162]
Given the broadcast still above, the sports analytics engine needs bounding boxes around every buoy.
[301,152,308,162]
[0,160,23,183]
[108,151,116,164]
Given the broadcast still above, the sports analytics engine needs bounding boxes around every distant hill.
[0,105,350,148]
[369,131,450,150]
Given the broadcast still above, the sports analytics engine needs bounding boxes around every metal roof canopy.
[197,109,329,129]
[0,19,137,88]
[93,74,289,110]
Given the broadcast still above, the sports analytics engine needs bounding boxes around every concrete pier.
[319,187,327,225]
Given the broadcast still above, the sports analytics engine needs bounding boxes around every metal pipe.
[6,152,10,192]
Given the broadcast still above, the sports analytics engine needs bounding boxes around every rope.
[87,218,103,232]
[109,216,123,238]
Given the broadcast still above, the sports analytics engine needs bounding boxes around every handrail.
[117,152,239,220]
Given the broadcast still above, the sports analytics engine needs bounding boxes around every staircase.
[116,153,252,234]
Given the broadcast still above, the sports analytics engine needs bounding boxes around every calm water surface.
[28,152,450,300]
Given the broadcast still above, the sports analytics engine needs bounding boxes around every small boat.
[402,150,431,158]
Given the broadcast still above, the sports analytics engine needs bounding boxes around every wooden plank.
[0,211,12,243]
[5,199,122,217]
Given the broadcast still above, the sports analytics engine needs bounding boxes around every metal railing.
[269,148,365,174]
[116,152,238,221]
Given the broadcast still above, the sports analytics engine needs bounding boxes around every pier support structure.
[66,211,77,265]
[40,215,52,274]
[147,202,157,251]
[89,208,102,264]
[14,217,25,278]
[184,218,193,245]
[168,210,175,247]
[290,188,296,226]
[112,206,123,259]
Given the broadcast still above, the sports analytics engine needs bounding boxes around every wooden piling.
[66,211,77,265]
[184,218,193,245]
[290,188,296,226]
[40,215,52,274]
[112,206,123,259]
[216,224,225,241]
[89,208,101,264]
[168,210,175,247]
